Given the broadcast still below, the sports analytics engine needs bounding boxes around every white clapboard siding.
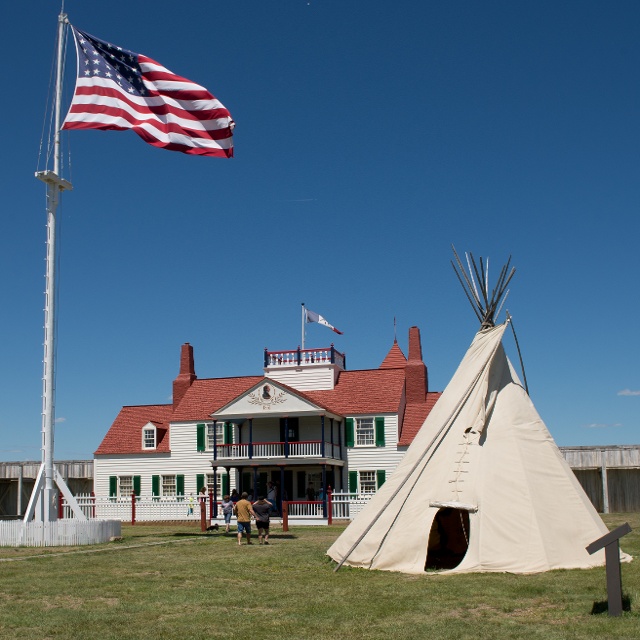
[346,415,404,477]
[267,366,337,391]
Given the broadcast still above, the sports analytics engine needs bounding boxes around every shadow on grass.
[169,532,298,540]
[590,593,632,615]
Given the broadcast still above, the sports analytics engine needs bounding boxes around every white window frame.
[142,424,156,450]
[162,475,176,497]
[359,470,377,494]
[206,422,224,451]
[355,418,375,447]
[119,475,133,498]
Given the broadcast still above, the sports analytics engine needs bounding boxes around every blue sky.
[1,1,638,461]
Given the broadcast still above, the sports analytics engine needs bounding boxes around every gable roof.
[171,376,263,421]
[95,404,173,455]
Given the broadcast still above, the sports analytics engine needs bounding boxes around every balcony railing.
[264,345,345,370]
[214,440,341,461]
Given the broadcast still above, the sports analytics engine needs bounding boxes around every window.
[348,469,386,495]
[206,422,224,450]
[346,417,385,448]
[359,471,377,494]
[355,418,374,446]
[119,476,133,497]
[143,427,156,449]
[162,475,176,497]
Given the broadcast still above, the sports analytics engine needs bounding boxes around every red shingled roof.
[171,376,263,421]
[379,340,407,369]
[96,340,440,455]
[398,392,442,446]
[306,368,406,415]
[95,404,173,455]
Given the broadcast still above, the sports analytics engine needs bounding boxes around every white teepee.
[328,254,630,574]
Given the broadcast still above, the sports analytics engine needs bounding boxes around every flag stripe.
[62,27,234,158]
[65,92,234,139]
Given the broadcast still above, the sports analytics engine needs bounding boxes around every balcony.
[213,440,342,461]
[264,345,345,370]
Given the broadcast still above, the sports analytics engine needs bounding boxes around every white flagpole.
[301,303,306,351]
[27,11,74,522]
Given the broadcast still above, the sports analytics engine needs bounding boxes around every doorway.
[425,508,470,571]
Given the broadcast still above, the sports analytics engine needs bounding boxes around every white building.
[94,327,441,514]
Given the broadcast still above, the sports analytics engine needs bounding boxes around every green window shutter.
[224,422,233,444]
[196,474,205,493]
[109,476,117,497]
[177,474,185,496]
[133,475,141,497]
[348,471,358,493]
[376,469,386,489]
[222,474,230,496]
[152,475,160,497]
[375,417,385,447]
[196,423,205,452]
[345,418,355,448]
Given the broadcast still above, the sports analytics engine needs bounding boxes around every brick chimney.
[173,343,196,408]
[405,326,428,403]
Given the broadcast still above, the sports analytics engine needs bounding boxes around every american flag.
[62,25,235,158]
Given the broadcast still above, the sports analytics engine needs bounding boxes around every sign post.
[586,523,632,617]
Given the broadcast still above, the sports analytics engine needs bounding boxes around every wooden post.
[91,491,96,519]
[282,501,289,532]
[586,522,632,616]
[200,498,207,532]
[131,492,136,525]
[328,486,333,525]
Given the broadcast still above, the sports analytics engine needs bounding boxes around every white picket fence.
[0,519,121,547]
[61,492,373,523]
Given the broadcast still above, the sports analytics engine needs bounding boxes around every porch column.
[321,415,325,458]
[279,465,285,513]
[212,466,218,516]
[321,464,327,518]
[330,418,335,459]
[338,419,343,458]
[249,419,254,459]
[284,417,289,458]
[213,420,217,461]
[252,466,259,500]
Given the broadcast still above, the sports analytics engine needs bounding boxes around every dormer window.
[142,424,156,449]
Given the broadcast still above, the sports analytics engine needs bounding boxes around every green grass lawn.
[0,514,638,640]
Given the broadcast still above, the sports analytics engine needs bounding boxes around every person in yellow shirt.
[233,492,256,546]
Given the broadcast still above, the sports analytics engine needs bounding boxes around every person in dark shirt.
[252,496,272,545]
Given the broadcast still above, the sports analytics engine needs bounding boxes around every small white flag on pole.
[305,309,343,335]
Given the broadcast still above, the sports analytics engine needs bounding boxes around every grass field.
[0,514,638,640]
